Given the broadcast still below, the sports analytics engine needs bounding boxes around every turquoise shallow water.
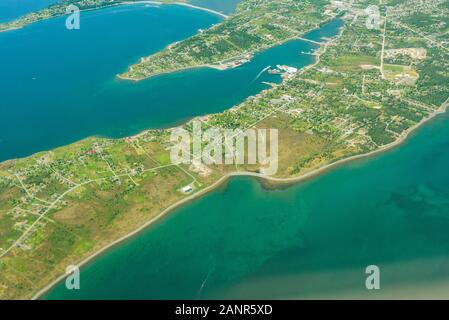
[44,110,449,300]
[0,3,329,162]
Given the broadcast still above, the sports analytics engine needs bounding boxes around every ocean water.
[44,110,449,300]
[0,0,242,23]
[0,3,330,162]
[0,0,61,22]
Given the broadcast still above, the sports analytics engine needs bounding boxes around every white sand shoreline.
[122,1,229,18]
[2,6,445,299]
[32,96,449,300]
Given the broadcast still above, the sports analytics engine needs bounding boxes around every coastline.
[174,2,228,18]
[116,61,232,82]
[117,17,337,81]
[0,1,228,34]
[32,96,449,300]
[1,5,445,299]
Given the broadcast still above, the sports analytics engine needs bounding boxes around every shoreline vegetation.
[117,0,336,81]
[116,31,329,81]
[33,97,449,300]
[0,0,448,299]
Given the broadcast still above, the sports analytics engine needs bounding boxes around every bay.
[0,3,329,162]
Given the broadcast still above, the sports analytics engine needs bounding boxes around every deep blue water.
[0,0,61,22]
[0,4,337,162]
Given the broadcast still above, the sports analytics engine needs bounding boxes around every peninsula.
[118,0,333,80]
[0,0,448,300]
